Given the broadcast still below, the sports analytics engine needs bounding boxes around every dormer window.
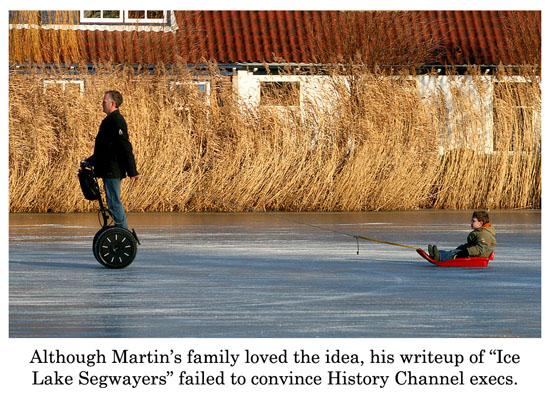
[126,11,167,24]
[80,10,168,24]
[81,11,123,23]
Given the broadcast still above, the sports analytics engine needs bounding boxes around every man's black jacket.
[87,110,138,179]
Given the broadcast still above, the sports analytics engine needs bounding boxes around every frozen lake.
[9,210,540,338]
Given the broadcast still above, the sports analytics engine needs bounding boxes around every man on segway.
[83,90,138,230]
[79,90,139,268]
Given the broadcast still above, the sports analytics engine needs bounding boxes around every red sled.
[416,249,494,267]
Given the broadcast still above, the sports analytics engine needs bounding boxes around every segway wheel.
[93,227,137,269]
[92,226,111,263]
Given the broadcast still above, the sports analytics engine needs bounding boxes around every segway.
[78,162,140,268]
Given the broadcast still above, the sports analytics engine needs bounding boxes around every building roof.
[9,10,541,68]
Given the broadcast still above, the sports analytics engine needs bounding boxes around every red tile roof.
[10,10,541,67]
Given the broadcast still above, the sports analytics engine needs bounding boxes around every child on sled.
[429,211,496,261]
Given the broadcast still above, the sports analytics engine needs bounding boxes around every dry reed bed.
[8,65,540,212]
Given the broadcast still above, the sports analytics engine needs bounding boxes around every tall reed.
[8,63,540,213]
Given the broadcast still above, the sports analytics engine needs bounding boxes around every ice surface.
[9,211,540,337]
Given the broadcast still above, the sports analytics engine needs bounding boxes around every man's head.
[102,90,123,115]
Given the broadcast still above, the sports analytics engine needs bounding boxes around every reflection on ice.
[9,211,540,338]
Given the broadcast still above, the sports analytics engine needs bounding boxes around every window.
[260,81,301,106]
[170,80,211,110]
[126,10,167,24]
[43,79,85,96]
[80,10,123,23]
[80,10,167,24]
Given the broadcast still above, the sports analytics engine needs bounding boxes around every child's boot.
[432,245,440,261]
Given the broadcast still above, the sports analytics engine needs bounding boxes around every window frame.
[125,10,168,24]
[80,10,123,24]
[42,79,85,96]
[80,10,168,24]
[169,79,212,110]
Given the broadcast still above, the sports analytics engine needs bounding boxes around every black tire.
[92,227,107,263]
[93,227,137,269]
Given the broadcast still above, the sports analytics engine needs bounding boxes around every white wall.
[234,70,539,154]
[417,75,494,153]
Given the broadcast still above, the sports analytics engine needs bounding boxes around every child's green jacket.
[456,223,496,257]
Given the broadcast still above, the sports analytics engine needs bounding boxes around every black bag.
[78,166,101,201]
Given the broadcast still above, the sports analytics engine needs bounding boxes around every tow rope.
[139,176,421,254]
[355,236,420,251]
